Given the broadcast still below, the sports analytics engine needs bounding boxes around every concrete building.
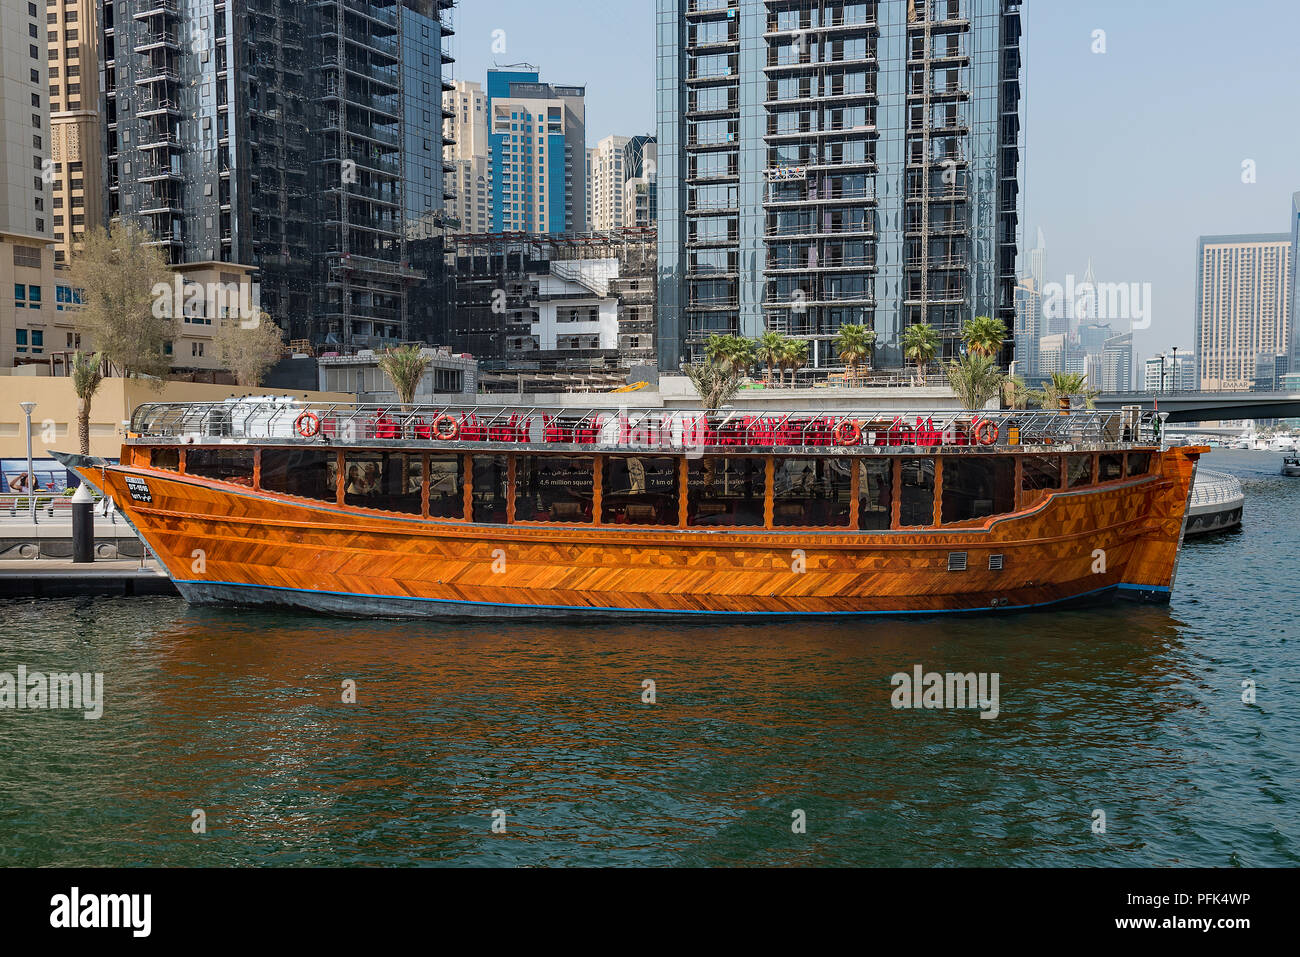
[1195,233,1292,391]
[317,347,476,401]
[655,0,1025,370]
[1289,192,1300,372]
[1012,275,1038,377]
[589,134,658,231]
[1141,352,1196,392]
[443,79,490,234]
[447,228,656,372]
[47,0,102,266]
[486,67,587,235]
[1098,331,1132,393]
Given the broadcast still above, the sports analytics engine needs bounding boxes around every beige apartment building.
[46,0,102,265]
[443,79,489,234]
[587,135,630,231]
[1195,234,1293,391]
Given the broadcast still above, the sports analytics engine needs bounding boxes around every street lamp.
[1156,353,1166,394]
[19,401,36,524]
[1171,346,1179,393]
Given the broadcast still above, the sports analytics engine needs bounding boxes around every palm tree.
[71,351,105,455]
[783,338,809,388]
[703,334,752,378]
[833,323,876,385]
[376,344,431,408]
[901,322,940,384]
[755,330,786,386]
[962,315,1008,359]
[1001,372,1030,410]
[945,353,1006,411]
[683,361,742,410]
[1030,371,1100,411]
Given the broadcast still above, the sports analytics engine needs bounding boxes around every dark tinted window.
[773,457,851,527]
[186,448,254,486]
[1126,452,1151,477]
[602,456,679,525]
[427,455,463,519]
[516,456,594,523]
[1066,454,1093,488]
[687,456,765,527]
[942,456,1015,524]
[857,458,892,530]
[344,452,422,514]
[1099,453,1124,482]
[898,458,935,527]
[1021,454,1060,492]
[261,449,337,502]
[471,455,508,523]
[150,448,179,470]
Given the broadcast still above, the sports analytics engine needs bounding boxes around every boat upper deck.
[128,400,1164,456]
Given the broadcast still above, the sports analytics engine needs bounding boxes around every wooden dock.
[0,559,177,598]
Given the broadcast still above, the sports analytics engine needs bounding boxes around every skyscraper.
[589,133,659,231]
[47,0,102,266]
[1195,233,1292,391]
[655,0,1024,371]
[1012,274,1037,376]
[486,67,586,235]
[103,0,455,347]
[1099,331,1132,392]
[1289,192,1300,372]
[443,79,490,234]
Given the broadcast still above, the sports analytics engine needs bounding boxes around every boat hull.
[72,448,1201,619]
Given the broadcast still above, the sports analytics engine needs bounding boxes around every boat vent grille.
[988,554,1004,571]
[947,552,967,572]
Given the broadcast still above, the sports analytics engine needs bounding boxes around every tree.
[67,222,175,380]
[755,331,786,386]
[71,351,105,455]
[377,344,431,407]
[1001,373,1030,410]
[945,353,1006,411]
[215,311,285,387]
[1030,371,1100,411]
[704,334,754,378]
[683,362,742,411]
[961,315,1008,359]
[833,323,876,385]
[778,338,808,388]
[902,322,940,383]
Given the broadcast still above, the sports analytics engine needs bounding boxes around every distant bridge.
[1095,391,1300,423]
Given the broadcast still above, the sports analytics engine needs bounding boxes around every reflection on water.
[0,451,1296,866]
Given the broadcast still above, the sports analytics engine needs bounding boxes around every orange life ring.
[294,411,320,438]
[973,420,998,446]
[833,419,862,446]
[432,414,460,441]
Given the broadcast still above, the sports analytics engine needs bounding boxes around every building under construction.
[445,228,656,389]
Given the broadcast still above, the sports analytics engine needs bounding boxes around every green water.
[0,451,1295,866]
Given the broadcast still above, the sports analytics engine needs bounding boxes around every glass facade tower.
[656,0,1023,372]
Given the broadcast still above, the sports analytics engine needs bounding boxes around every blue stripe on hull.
[173,578,1171,620]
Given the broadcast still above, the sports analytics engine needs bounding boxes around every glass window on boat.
[1126,452,1151,477]
[344,452,423,514]
[472,455,509,523]
[516,455,595,523]
[857,458,892,530]
[602,456,679,526]
[150,448,180,471]
[1021,454,1060,493]
[1098,453,1125,482]
[687,456,765,527]
[941,456,1015,524]
[428,455,464,519]
[260,449,338,502]
[773,457,851,527]
[898,458,936,527]
[186,448,255,487]
[1065,454,1094,488]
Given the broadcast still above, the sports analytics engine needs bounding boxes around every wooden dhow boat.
[55,400,1206,618]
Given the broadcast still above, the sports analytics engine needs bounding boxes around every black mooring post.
[71,484,94,564]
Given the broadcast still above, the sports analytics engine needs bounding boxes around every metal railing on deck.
[129,401,1161,453]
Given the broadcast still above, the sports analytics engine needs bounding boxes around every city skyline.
[452,0,1300,367]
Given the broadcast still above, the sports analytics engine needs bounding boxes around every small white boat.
[1282,456,1300,477]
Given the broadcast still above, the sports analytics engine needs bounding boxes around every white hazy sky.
[448,0,1300,365]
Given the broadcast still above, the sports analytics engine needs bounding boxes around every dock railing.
[128,401,1162,453]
